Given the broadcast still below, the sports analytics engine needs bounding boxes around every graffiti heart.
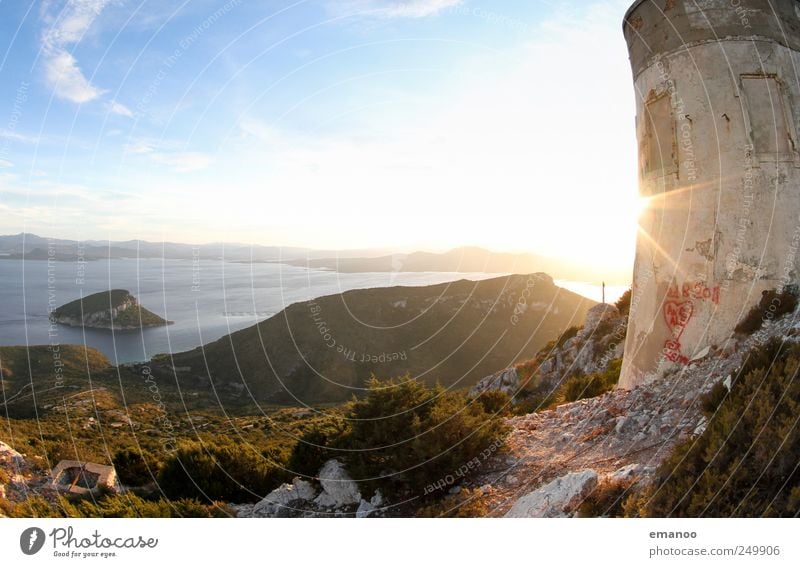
[664,300,694,339]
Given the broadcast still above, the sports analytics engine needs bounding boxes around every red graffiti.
[662,300,694,365]
[666,281,720,305]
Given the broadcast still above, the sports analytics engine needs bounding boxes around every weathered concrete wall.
[619,0,800,389]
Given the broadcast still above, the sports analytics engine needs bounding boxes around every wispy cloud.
[106,100,133,117]
[40,0,112,103]
[0,160,13,168]
[329,0,462,19]
[126,140,212,173]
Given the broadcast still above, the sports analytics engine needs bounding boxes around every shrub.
[157,441,286,503]
[556,326,580,348]
[286,415,349,478]
[578,478,636,517]
[734,287,798,335]
[331,376,508,499]
[646,339,800,517]
[615,288,632,316]
[555,359,621,405]
[8,494,230,518]
[415,488,489,517]
[473,390,512,416]
[113,448,159,487]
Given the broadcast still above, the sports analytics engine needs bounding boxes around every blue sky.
[0,0,638,272]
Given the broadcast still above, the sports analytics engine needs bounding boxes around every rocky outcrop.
[251,478,318,518]
[238,459,382,518]
[470,304,800,516]
[471,303,626,399]
[505,470,598,518]
[470,368,519,397]
[316,459,361,507]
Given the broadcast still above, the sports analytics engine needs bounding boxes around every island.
[50,289,173,330]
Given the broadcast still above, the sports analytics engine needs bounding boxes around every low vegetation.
[734,287,798,335]
[644,338,800,517]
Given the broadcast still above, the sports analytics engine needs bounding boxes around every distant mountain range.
[0,233,388,263]
[281,246,601,279]
[166,273,595,404]
[0,233,631,283]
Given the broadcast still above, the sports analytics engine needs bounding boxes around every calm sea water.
[0,258,500,364]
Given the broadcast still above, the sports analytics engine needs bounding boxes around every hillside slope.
[168,274,594,404]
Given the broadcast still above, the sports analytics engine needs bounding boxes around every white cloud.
[0,159,13,168]
[107,100,133,117]
[40,0,112,103]
[330,0,462,18]
[43,49,106,103]
[124,139,212,173]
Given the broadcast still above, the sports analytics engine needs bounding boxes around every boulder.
[470,367,519,397]
[316,459,361,508]
[504,469,598,518]
[578,304,620,339]
[251,478,317,518]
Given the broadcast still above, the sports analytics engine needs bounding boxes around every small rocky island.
[50,289,172,330]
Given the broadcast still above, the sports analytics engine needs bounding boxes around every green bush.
[555,359,621,405]
[113,448,159,487]
[578,478,635,517]
[646,339,800,517]
[157,441,286,503]
[326,376,508,498]
[8,493,230,518]
[286,415,349,478]
[615,288,632,317]
[734,287,798,335]
[473,390,512,416]
[556,326,580,348]
[415,487,489,517]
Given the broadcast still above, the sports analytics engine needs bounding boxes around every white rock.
[693,417,708,436]
[370,490,383,507]
[317,459,361,507]
[356,499,375,518]
[504,470,598,518]
[0,441,24,466]
[606,463,643,483]
[251,478,317,518]
[723,375,732,391]
[691,345,711,361]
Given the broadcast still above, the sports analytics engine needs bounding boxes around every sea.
[0,258,504,364]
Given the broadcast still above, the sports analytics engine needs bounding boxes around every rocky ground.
[464,312,800,517]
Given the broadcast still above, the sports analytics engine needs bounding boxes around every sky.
[0,0,640,276]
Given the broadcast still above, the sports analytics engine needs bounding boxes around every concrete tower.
[619,0,800,389]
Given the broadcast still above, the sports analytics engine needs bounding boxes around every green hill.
[167,273,595,404]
